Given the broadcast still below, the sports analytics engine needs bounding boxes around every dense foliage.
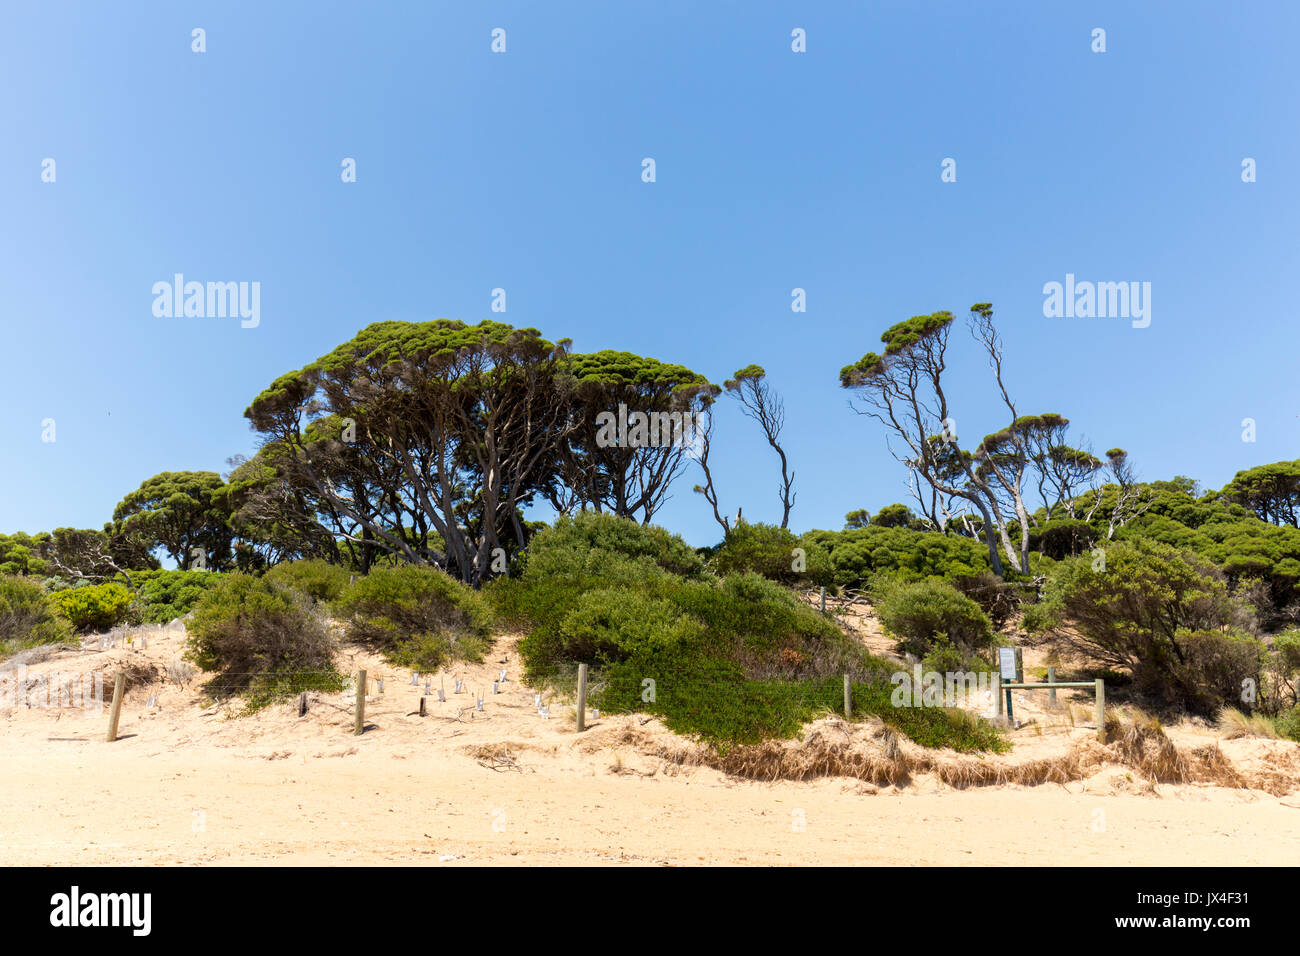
[335,565,495,671]
[802,525,991,588]
[1024,539,1259,715]
[131,570,226,624]
[873,578,995,659]
[264,559,352,604]
[52,582,134,632]
[495,512,1004,750]
[0,576,70,650]
[185,574,343,707]
[710,521,833,586]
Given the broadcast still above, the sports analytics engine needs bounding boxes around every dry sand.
[2,620,1299,866]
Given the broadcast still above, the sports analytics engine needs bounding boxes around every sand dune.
[2,622,1298,866]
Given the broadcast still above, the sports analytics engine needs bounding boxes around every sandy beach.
[3,623,1299,867]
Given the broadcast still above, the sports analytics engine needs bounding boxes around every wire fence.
[8,623,1061,750]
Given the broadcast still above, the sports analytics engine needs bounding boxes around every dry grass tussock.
[596,718,1100,788]
[1216,707,1279,740]
[596,710,1288,794]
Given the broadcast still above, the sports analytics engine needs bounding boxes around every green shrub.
[502,515,1004,751]
[186,574,341,703]
[0,575,71,650]
[265,559,351,604]
[1275,706,1300,743]
[553,587,705,664]
[920,636,995,678]
[520,511,706,580]
[857,680,1008,752]
[874,578,994,658]
[948,570,1022,629]
[802,526,989,589]
[1025,539,1252,714]
[132,569,225,624]
[52,582,133,632]
[588,669,1006,752]
[336,565,494,670]
[0,533,50,577]
[487,518,692,639]
[711,521,834,586]
[1169,629,1264,716]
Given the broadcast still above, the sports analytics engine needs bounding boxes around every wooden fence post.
[995,675,1004,722]
[105,672,125,742]
[1047,666,1057,706]
[354,669,366,736]
[419,696,426,717]
[820,587,826,613]
[843,674,852,719]
[1095,678,1106,744]
[576,663,588,732]
[298,692,307,717]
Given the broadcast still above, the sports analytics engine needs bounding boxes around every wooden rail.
[996,677,1106,743]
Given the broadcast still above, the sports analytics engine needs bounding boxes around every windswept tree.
[112,471,234,570]
[722,365,796,528]
[840,304,1063,575]
[246,319,576,586]
[692,390,738,537]
[547,350,713,524]
[1013,413,1105,520]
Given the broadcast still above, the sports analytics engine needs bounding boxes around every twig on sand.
[474,744,527,773]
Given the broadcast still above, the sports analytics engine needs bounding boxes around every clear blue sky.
[3,1,1298,548]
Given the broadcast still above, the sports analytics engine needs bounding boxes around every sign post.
[998,647,1018,725]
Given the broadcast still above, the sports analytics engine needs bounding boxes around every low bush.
[920,636,996,678]
[802,525,990,589]
[1025,539,1254,714]
[506,515,1004,751]
[710,521,834,587]
[264,559,351,604]
[1166,629,1264,716]
[185,574,341,706]
[336,565,494,671]
[1275,706,1300,743]
[588,670,1006,752]
[0,575,71,651]
[52,582,133,632]
[518,510,707,581]
[949,570,1022,629]
[132,569,225,624]
[873,577,994,658]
